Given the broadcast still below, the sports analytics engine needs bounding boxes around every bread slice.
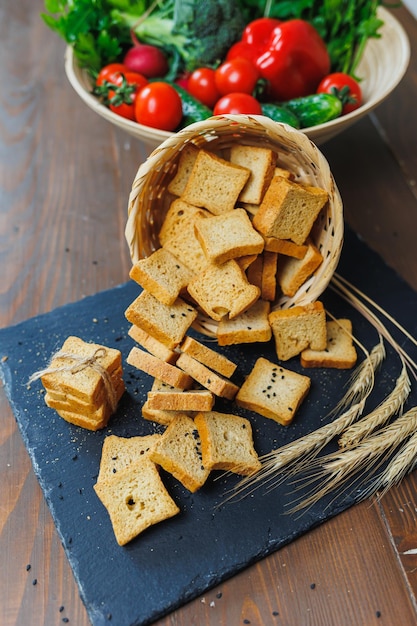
[167,144,200,196]
[149,414,210,492]
[97,434,162,482]
[181,149,250,215]
[246,254,263,290]
[128,325,178,364]
[187,259,260,322]
[277,241,323,297]
[129,248,194,306]
[217,299,272,346]
[93,457,180,545]
[175,352,239,400]
[127,346,194,389]
[41,336,123,406]
[142,379,193,425]
[194,411,261,475]
[261,250,278,302]
[268,301,327,361]
[229,145,277,205]
[158,198,209,247]
[147,389,215,412]
[301,319,357,369]
[236,357,311,426]
[125,290,197,349]
[194,208,264,264]
[44,369,124,411]
[252,176,328,245]
[180,335,237,378]
[264,237,308,259]
[162,216,209,275]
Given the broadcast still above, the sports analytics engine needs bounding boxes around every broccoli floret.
[115,0,246,72]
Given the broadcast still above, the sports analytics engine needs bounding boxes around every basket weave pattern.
[125,115,344,319]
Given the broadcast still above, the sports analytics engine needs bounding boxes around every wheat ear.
[290,406,417,513]
[360,431,417,500]
[330,335,385,416]
[338,359,411,448]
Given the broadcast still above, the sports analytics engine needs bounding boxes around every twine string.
[28,347,118,412]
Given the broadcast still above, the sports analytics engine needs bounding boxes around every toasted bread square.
[129,248,194,306]
[94,457,180,545]
[217,299,272,346]
[252,176,328,245]
[236,357,311,426]
[195,208,264,264]
[187,259,260,322]
[301,319,357,369]
[194,411,261,475]
[128,325,178,364]
[268,301,327,361]
[149,414,210,492]
[181,150,250,215]
[97,434,162,482]
[175,352,239,400]
[167,144,200,196]
[230,145,277,205]
[127,346,194,389]
[180,335,237,378]
[158,198,209,247]
[277,241,323,297]
[125,291,197,349]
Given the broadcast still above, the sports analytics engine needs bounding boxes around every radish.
[123,43,169,78]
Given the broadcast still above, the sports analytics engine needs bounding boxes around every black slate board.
[2,226,417,626]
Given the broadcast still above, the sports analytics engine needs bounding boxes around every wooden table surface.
[2,2,417,625]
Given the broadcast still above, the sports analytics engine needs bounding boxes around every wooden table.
[1,3,417,625]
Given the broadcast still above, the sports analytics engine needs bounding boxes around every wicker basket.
[125,115,344,331]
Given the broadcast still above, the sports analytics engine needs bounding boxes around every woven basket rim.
[125,115,344,331]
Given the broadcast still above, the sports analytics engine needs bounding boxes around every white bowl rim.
[64,5,410,144]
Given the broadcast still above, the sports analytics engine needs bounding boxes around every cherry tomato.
[317,72,362,115]
[213,93,262,116]
[95,63,128,87]
[215,58,260,96]
[187,67,220,108]
[135,82,183,131]
[108,71,148,121]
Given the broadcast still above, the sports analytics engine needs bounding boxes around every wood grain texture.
[2,2,417,625]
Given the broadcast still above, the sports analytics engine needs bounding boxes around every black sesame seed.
[26,564,31,571]
[272,610,279,616]
[310,583,316,589]
[216,592,222,599]
[288,407,293,411]
[62,618,69,624]
[59,606,65,613]
[376,611,381,618]
[32,579,37,586]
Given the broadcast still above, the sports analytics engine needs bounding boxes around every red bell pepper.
[228,18,330,102]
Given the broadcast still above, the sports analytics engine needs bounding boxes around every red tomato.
[108,71,148,121]
[213,93,262,116]
[215,58,260,96]
[95,63,128,87]
[187,68,220,108]
[317,72,363,115]
[135,82,183,131]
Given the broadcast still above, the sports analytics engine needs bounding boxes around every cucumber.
[261,103,300,129]
[169,83,213,126]
[284,93,342,128]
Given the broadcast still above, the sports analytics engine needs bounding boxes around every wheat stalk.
[330,335,385,416]
[360,431,417,500]
[338,360,411,448]
[290,406,417,513]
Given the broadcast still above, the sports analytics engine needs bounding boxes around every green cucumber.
[261,103,300,129]
[169,83,213,126]
[284,93,342,128]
